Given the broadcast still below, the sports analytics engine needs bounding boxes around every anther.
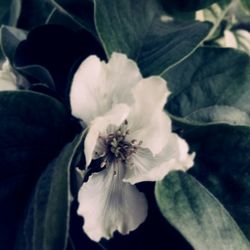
[100,161,107,168]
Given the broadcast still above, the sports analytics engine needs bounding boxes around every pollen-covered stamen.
[105,120,141,163]
[93,120,142,175]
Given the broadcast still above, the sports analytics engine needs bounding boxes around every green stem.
[205,0,239,41]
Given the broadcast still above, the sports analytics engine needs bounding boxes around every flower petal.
[70,53,142,123]
[77,163,148,242]
[123,147,156,184]
[127,76,171,155]
[70,55,106,123]
[157,133,195,169]
[124,133,195,184]
[106,53,142,105]
[84,104,130,166]
[131,111,171,156]
[0,61,17,91]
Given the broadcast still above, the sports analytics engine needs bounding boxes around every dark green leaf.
[161,0,223,12]
[13,24,105,104]
[183,124,250,239]
[241,0,250,14]
[155,171,250,250]
[169,11,196,21]
[94,0,212,76]
[16,132,85,250]
[0,46,3,62]
[164,47,250,126]
[50,0,97,37]
[0,91,72,250]
[17,0,53,29]
[0,25,26,62]
[46,8,84,32]
[0,0,21,26]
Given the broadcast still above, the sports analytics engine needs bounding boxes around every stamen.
[96,120,143,171]
[100,160,107,168]
[99,152,106,157]
[113,165,117,175]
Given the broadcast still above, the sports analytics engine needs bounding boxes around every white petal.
[106,53,142,105]
[70,55,107,123]
[0,79,18,91]
[77,163,148,242]
[130,111,171,156]
[124,134,194,184]
[157,133,195,170]
[0,61,17,91]
[70,53,142,123]
[127,76,171,155]
[123,147,156,184]
[84,104,130,166]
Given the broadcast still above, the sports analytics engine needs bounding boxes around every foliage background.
[0,0,250,249]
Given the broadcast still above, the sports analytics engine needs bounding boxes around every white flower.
[70,53,195,242]
[0,60,18,91]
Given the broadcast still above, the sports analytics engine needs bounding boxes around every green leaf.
[1,25,56,94]
[17,0,54,29]
[155,171,250,250]
[0,91,72,250]
[0,0,21,26]
[171,11,196,21]
[183,124,250,239]
[46,8,83,32]
[241,0,250,14]
[161,0,218,12]
[12,24,105,103]
[16,132,85,250]
[50,0,97,37]
[0,25,27,62]
[0,47,3,62]
[164,46,250,126]
[94,0,212,76]
[162,0,232,13]
[0,91,71,177]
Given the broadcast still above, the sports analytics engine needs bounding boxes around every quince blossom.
[70,53,194,242]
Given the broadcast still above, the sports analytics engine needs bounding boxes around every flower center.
[106,120,140,162]
[107,133,135,161]
[96,120,142,170]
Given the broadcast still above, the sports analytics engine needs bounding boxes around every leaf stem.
[205,0,239,41]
